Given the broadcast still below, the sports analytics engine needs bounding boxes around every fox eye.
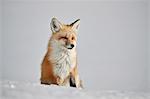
[60,37,67,40]
[72,37,75,40]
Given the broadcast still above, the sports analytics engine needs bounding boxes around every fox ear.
[70,19,80,32]
[50,18,62,33]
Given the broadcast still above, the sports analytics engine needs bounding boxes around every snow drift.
[0,80,149,99]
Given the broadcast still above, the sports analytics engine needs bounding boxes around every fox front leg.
[70,73,83,88]
[70,66,83,88]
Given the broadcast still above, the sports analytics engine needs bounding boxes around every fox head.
[49,18,80,50]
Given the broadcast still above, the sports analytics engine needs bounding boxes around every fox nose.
[71,44,74,48]
[67,44,74,49]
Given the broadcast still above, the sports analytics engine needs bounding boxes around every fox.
[40,18,83,88]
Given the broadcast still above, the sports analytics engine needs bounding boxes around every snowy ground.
[0,80,150,99]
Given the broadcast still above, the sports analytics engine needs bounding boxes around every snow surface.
[0,80,150,99]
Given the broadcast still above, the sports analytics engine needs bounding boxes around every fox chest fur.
[48,40,76,80]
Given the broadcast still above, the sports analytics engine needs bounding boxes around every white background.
[148,0,150,91]
[0,0,2,79]
[1,0,150,92]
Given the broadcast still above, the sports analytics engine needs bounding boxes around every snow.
[0,80,150,99]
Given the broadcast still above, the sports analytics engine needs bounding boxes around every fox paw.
[56,76,64,85]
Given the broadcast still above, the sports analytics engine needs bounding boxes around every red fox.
[40,18,83,88]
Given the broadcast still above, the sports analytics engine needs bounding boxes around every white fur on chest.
[48,40,76,80]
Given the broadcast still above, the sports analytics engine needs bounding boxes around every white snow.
[0,80,149,99]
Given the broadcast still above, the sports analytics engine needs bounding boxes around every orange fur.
[40,48,57,85]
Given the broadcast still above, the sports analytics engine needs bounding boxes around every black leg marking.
[70,75,76,87]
